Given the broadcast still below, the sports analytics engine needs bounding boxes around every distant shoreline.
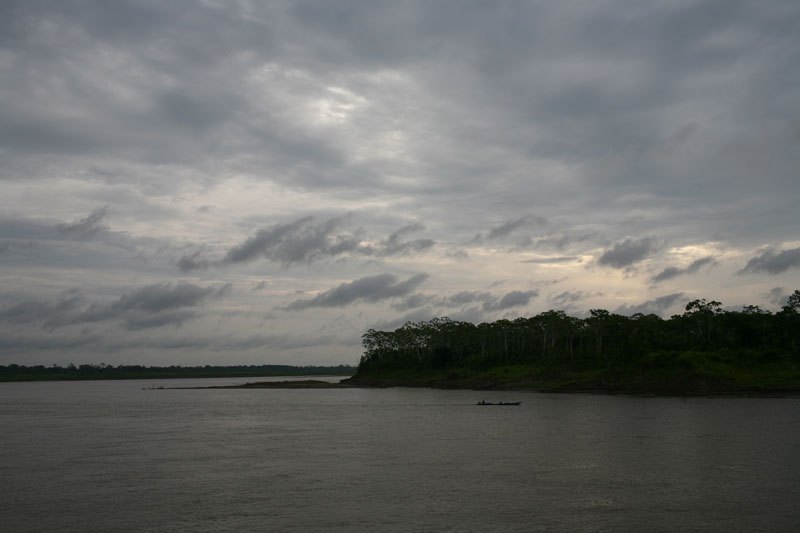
[171,376,800,397]
[0,364,355,383]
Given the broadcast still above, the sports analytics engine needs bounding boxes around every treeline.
[357,292,800,382]
[0,363,355,382]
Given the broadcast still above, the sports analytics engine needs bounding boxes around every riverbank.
[341,363,800,397]
[158,360,800,396]
[172,375,800,396]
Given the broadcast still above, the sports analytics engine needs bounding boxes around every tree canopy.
[356,292,800,383]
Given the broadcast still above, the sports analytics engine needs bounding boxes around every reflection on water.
[1,380,799,532]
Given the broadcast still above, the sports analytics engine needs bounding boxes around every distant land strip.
[171,379,354,389]
[165,374,800,396]
[0,364,355,382]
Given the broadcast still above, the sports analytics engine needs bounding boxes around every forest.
[351,291,800,393]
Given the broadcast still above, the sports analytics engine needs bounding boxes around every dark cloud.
[374,223,435,257]
[441,291,494,307]
[391,293,435,312]
[615,293,684,316]
[112,282,229,313]
[0,290,85,327]
[0,282,229,332]
[224,216,360,266]
[530,233,598,251]
[483,290,539,312]
[473,215,546,243]
[283,273,429,311]
[177,252,210,273]
[180,216,437,271]
[548,290,589,308]
[176,215,361,271]
[598,237,659,269]
[650,256,715,284]
[651,266,681,284]
[434,289,540,314]
[685,256,715,273]
[764,287,788,307]
[55,206,109,240]
[522,257,578,264]
[486,215,546,240]
[762,287,789,307]
[739,247,800,275]
[102,280,230,331]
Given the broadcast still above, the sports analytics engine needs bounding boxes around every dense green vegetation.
[350,291,800,393]
[0,363,354,382]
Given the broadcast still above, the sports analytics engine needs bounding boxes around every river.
[1,378,799,531]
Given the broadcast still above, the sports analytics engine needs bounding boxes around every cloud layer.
[1,1,798,365]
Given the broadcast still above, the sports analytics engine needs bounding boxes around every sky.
[1,0,799,367]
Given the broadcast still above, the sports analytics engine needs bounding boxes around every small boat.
[476,401,521,406]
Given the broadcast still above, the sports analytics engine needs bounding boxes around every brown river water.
[2,377,799,531]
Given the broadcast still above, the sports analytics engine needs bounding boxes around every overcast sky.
[1,0,799,366]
